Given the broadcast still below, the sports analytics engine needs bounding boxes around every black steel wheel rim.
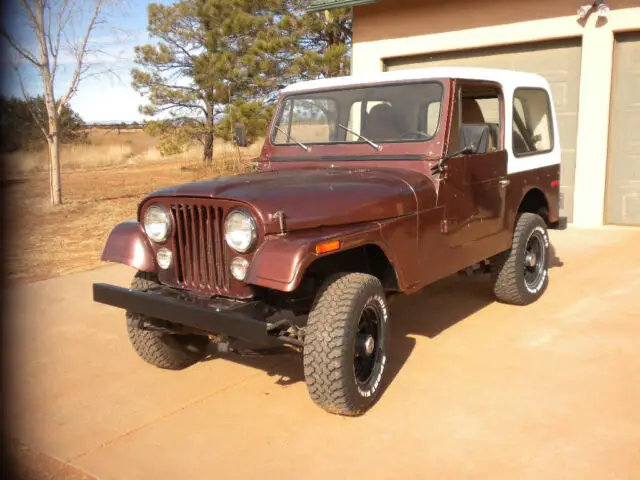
[353,302,382,385]
[524,230,546,289]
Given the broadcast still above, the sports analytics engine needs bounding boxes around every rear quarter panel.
[505,164,561,231]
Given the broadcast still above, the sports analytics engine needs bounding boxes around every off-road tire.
[126,271,209,370]
[492,212,550,305]
[303,272,390,416]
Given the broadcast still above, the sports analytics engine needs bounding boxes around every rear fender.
[101,220,156,272]
[245,221,405,292]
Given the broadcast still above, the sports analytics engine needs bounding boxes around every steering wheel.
[399,131,430,140]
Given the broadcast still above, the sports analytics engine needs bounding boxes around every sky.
[1,0,175,123]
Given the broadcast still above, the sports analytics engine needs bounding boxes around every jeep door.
[437,81,508,254]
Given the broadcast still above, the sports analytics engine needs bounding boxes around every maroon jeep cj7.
[94,67,567,416]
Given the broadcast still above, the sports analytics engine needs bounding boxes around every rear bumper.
[93,283,299,347]
[550,216,568,230]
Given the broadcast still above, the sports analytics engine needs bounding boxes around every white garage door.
[606,32,640,226]
[385,39,582,223]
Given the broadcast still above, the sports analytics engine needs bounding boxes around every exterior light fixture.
[577,1,611,20]
[596,2,610,17]
[577,4,591,19]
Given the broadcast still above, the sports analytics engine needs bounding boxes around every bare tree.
[1,0,112,205]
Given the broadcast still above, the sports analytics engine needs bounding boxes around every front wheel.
[492,212,550,305]
[303,272,390,416]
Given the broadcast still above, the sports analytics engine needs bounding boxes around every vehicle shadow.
[378,274,496,396]
[199,244,564,395]
[201,342,303,386]
[197,275,496,392]
[549,242,564,268]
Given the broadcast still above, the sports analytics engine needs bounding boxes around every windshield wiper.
[337,124,382,151]
[273,126,310,151]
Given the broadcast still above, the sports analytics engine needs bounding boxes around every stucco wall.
[352,0,640,227]
[354,0,639,44]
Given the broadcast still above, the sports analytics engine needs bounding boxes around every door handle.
[498,178,510,186]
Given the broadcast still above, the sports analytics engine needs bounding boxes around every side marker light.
[315,240,341,255]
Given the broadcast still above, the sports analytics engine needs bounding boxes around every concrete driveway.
[7,227,640,479]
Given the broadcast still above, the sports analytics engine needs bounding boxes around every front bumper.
[93,283,300,347]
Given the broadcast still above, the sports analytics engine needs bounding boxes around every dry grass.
[4,129,263,177]
[5,129,263,284]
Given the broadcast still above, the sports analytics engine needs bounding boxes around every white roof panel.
[281,67,550,94]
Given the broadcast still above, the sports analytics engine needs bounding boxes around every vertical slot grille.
[171,203,226,293]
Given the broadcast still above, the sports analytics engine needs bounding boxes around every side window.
[346,101,363,141]
[420,101,441,137]
[512,89,553,156]
[457,84,503,153]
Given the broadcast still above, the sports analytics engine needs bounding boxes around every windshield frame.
[268,79,446,148]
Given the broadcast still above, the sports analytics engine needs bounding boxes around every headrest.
[368,103,394,120]
[363,103,399,140]
[462,98,486,124]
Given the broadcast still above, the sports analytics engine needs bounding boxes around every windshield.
[271,81,444,147]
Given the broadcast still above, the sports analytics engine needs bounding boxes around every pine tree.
[290,6,352,80]
[132,1,353,158]
[132,1,219,164]
[133,0,298,160]
[195,0,298,142]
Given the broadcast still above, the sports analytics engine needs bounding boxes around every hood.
[145,166,436,233]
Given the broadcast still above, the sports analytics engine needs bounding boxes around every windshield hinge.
[273,211,286,234]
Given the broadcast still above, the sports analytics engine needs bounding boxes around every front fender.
[101,220,156,272]
[245,221,407,292]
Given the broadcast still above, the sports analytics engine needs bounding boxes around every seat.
[461,98,497,151]
[362,103,403,141]
[462,98,486,124]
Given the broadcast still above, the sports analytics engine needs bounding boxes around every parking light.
[315,240,341,255]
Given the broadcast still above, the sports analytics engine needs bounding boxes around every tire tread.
[492,212,548,305]
[303,272,386,416]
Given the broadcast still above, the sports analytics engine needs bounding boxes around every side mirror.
[464,143,478,155]
[430,124,490,175]
[460,124,491,154]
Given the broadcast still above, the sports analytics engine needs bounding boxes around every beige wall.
[352,0,640,227]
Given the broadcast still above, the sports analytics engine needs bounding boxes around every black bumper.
[551,216,568,230]
[93,283,298,347]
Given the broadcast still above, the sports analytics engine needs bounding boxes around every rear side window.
[512,88,554,156]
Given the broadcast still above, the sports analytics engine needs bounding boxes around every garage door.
[606,32,640,226]
[385,39,582,223]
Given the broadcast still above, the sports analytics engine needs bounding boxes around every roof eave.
[307,0,383,13]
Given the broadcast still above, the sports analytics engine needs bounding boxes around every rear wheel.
[303,272,390,416]
[492,213,550,305]
[126,271,209,370]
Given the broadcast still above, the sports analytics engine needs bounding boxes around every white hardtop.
[280,66,559,176]
[281,66,550,94]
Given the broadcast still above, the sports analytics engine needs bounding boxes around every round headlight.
[143,204,172,243]
[224,210,257,253]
